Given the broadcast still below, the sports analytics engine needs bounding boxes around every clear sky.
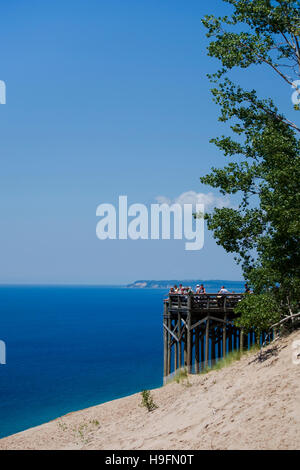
[0,0,297,284]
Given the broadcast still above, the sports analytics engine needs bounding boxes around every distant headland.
[126,280,245,290]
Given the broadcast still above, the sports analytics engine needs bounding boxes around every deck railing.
[167,293,244,311]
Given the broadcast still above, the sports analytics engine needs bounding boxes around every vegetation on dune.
[57,418,100,444]
[172,367,192,387]
[200,343,261,375]
[140,390,158,412]
[200,0,300,333]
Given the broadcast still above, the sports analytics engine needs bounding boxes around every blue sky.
[0,0,297,284]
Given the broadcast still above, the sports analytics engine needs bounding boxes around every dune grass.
[174,368,188,383]
[167,343,262,384]
[200,343,261,375]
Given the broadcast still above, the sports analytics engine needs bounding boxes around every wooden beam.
[208,315,234,325]
[187,296,192,373]
[178,327,185,342]
[167,315,171,375]
[163,323,179,342]
[178,312,182,368]
[228,325,233,353]
[217,327,222,359]
[174,318,178,372]
[190,316,209,330]
[163,303,168,378]
[211,325,216,365]
[233,327,238,351]
[195,326,200,373]
[200,330,204,370]
[181,317,187,328]
[240,328,244,352]
[249,330,253,347]
[223,314,227,357]
[205,318,210,368]
[184,328,187,367]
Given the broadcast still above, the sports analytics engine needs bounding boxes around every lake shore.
[1,329,299,450]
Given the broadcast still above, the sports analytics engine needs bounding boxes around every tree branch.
[246,95,300,133]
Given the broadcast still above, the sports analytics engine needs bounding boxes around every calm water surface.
[0,282,244,438]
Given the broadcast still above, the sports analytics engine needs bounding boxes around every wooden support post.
[195,326,200,373]
[240,328,244,352]
[271,328,275,341]
[256,330,260,346]
[186,295,192,373]
[205,317,210,368]
[211,325,216,366]
[233,327,238,352]
[217,327,222,359]
[184,327,187,367]
[228,326,233,353]
[178,312,182,369]
[223,314,227,357]
[244,330,249,350]
[163,302,168,378]
[200,330,204,370]
[249,330,253,347]
[174,321,178,373]
[167,315,171,375]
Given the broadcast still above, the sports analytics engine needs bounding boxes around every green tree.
[235,292,281,333]
[201,0,300,331]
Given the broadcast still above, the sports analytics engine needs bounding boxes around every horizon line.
[0,278,245,287]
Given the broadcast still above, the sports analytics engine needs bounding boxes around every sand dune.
[1,329,300,450]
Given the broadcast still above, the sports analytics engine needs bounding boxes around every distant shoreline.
[0,280,244,288]
[126,280,245,289]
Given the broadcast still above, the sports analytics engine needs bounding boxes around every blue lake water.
[0,282,244,438]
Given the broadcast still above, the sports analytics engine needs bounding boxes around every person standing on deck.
[165,287,174,301]
[244,283,251,293]
[195,284,206,294]
[199,284,206,294]
[218,286,230,294]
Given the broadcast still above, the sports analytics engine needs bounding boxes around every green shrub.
[140,390,157,412]
[235,292,281,334]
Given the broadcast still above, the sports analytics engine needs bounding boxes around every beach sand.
[1,329,299,450]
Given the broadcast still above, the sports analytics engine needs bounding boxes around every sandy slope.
[1,329,300,450]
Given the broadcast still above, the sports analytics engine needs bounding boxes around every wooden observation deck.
[163,293,260,380]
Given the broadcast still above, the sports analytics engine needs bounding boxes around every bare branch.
[270,311,300,329]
